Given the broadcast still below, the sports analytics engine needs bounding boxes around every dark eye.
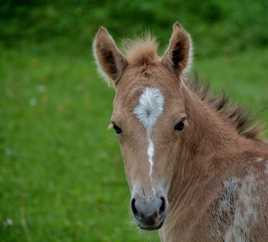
[174,119,185,131]
[112,122,122,134]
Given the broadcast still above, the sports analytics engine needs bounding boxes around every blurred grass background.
[0,1,268,242]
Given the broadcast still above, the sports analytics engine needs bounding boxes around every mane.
[123,35,159,65]
[187,77,263,140]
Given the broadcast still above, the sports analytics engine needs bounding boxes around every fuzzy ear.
[93,27,128,86]
[161,22,193,76]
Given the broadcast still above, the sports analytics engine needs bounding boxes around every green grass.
[0,45,267,242]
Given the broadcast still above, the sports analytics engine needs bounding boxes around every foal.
[93,22,268,242]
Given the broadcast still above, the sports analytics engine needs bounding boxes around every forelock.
[123,35,159,66]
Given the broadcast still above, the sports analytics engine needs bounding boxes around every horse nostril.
[159,196,166,214]
[131,198,138,216]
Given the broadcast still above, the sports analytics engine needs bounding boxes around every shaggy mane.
[123,35,159,65]
[187,77,263,140]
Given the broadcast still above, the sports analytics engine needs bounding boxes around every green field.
[1,1,268,241]
[1,42,268,242]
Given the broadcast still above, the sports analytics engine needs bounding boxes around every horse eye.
[112,123,122,134]
[174,120,185,131]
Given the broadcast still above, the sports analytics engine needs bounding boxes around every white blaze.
[134,87,164,178]
[147,136,154,176]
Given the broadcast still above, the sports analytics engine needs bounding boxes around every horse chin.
[138,220,164,231]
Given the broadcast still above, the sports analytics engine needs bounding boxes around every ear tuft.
[173,21,183,29]
[93,27,127,87]
[161,22,193,77]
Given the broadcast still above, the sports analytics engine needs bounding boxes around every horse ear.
[93,27,128,87]
[161,22,193,77]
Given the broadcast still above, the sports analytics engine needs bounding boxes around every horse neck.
[167,82,242,210]
[160,84,245,242]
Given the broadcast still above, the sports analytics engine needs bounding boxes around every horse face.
[113,82,188,229]
[93,22,192,230]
